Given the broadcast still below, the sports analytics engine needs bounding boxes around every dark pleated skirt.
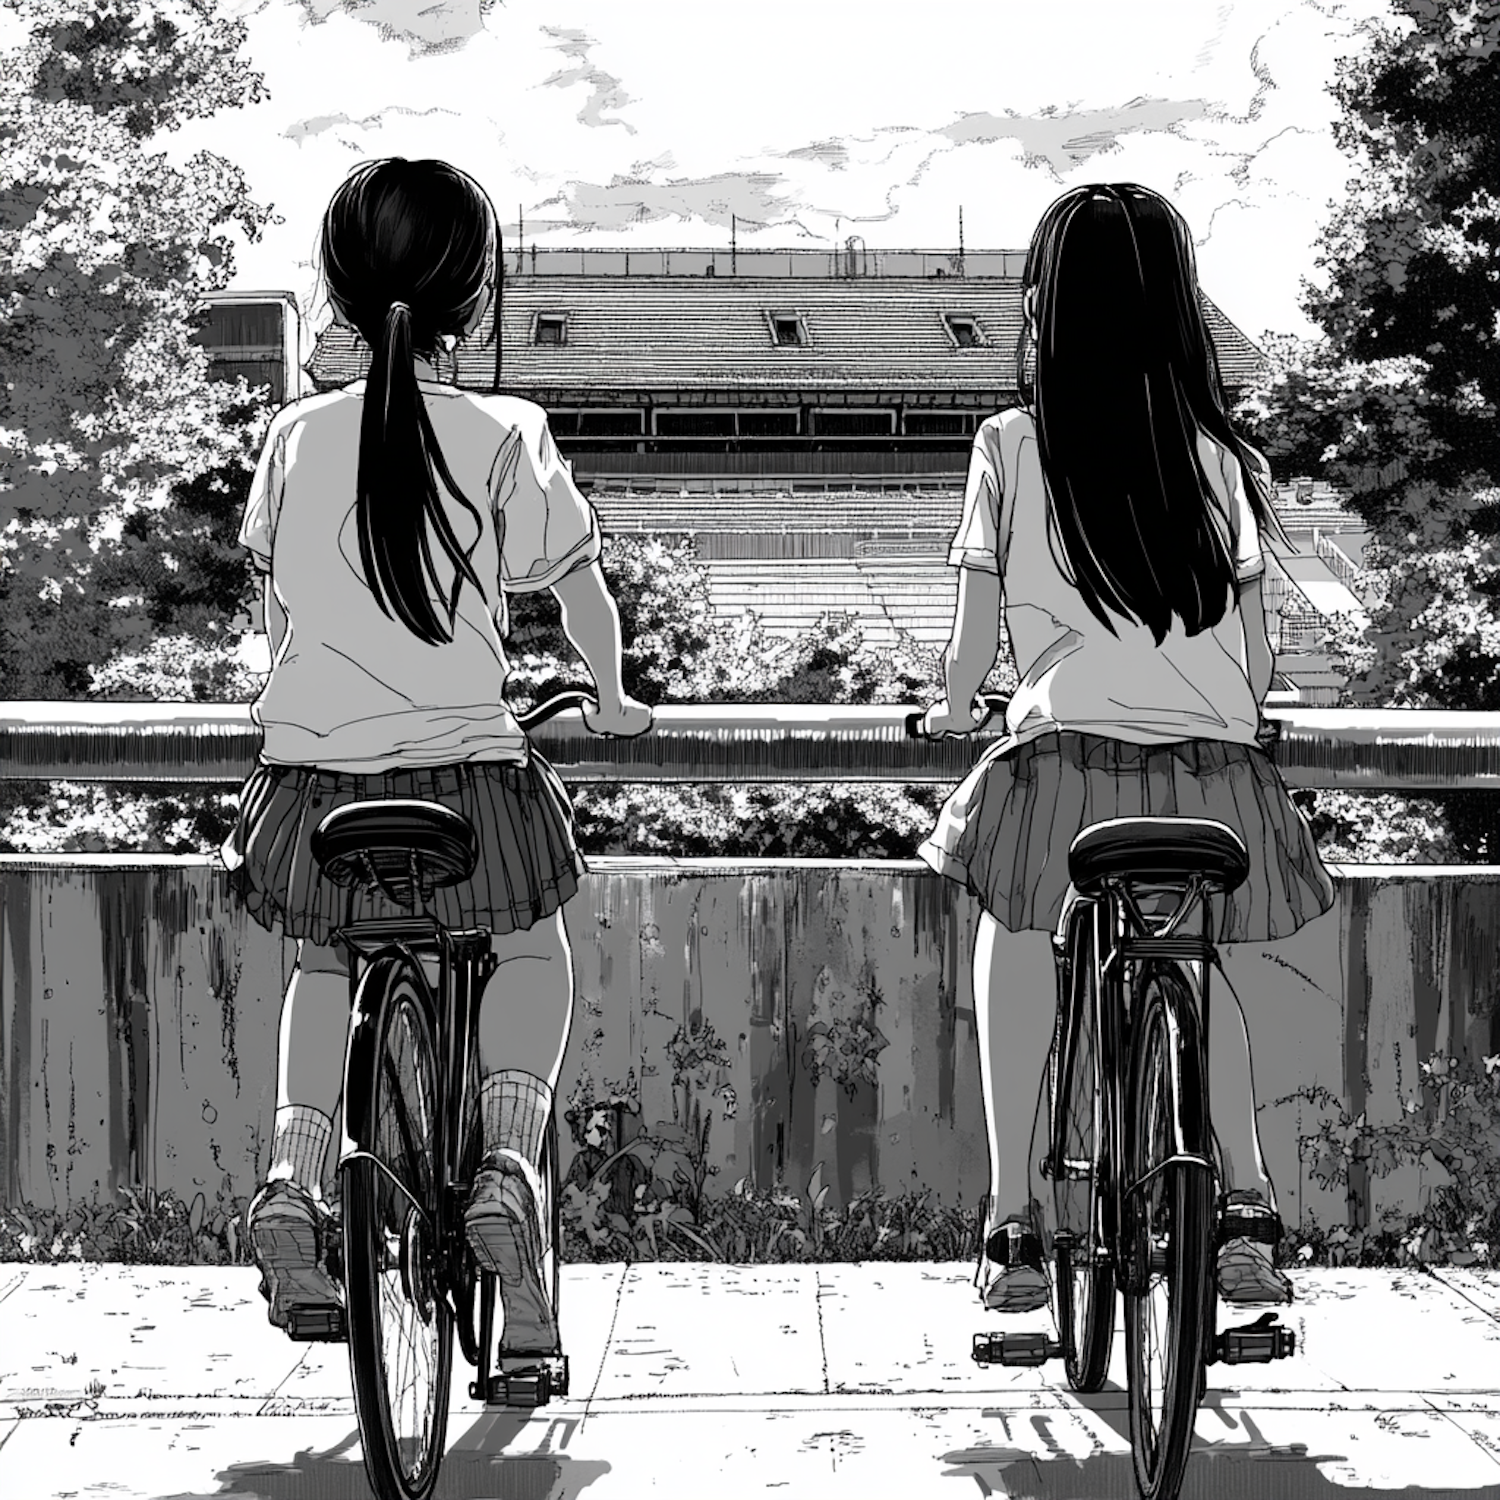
[224,752,586,949]
[917,732,1335,944]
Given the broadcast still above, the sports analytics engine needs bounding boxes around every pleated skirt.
[917,732,1335,945]
[224,753,585,949]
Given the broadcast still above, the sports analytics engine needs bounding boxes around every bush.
[1287,1052,1500,1270]
[0,1187,247,1265]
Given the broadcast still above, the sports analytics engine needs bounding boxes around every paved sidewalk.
[2,1263,1500,1498]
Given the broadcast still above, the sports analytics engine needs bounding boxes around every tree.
[1236,1,1500,859]
[0,0,272,699]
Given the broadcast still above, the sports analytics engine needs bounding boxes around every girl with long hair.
[918,183,1334,1312]
[224,158,650,1346]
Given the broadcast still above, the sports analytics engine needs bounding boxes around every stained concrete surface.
[1,1264,1498,1498]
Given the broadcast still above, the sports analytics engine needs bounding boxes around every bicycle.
[275,687,605,1500]
[915,700,1298,1500]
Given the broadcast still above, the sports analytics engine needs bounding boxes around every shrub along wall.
[1,856,1496,1241]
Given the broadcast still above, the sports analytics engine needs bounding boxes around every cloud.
[539,25,635,133]
[935,97,1213,176]
[782,139,852,172]
[289,0,501,57]
[534,170,815,236]
[283,105,460,145]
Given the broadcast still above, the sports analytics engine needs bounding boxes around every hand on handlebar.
[582,693,653,738]
[917,695,996,738]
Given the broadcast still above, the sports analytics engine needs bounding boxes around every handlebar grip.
[514,687,597,733]
[906,692,1011,739]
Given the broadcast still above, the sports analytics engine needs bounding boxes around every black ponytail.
[322,158,498,645]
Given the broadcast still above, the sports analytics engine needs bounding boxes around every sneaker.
[1217,1192,1292,1306]
[976,1220,1050,1314]
[465,1153,556,1353]
[245,1179,342,1331]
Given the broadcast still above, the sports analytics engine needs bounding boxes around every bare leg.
[265,940,350,1193]
[974,912,1056,1228]
[477,908,574,1088]
[277,941,350,1117]
[1203,959,1277,1210]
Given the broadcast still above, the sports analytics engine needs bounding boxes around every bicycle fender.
[1151,975,1211,1163]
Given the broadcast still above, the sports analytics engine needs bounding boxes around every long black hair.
[1016,183,1280,644]
[321,158,498,645]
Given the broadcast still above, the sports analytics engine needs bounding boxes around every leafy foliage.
[0,1185,246,1264]
[0,0,271,700]
[1233,2,1500,860]
[1291,1051,1500,1269]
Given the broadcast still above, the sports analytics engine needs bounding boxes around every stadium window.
[813,410,896,437]
[655,411,737,438]
[943,314,983,348]
[534,313,567,346]
[738,410,800,437]
[767,311,808,347]
[905,412,971,436]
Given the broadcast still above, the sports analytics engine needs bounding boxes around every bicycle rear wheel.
[1050,909,1116,1393]
[342,954,453,1500]
[1123,965,1214,1500]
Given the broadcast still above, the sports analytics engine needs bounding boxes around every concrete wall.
[2,856,1495,1230]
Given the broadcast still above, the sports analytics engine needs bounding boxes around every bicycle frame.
[336,915,495,1315]
[1049,872,1219,1280]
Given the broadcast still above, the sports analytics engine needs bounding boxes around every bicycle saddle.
[1067,817,1249,896]
[311,799,478,892]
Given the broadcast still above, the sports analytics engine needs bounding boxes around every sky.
[159,0,1398,354]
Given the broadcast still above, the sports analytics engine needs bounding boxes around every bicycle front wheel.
[1050,909,1115,1392]
[1123,964,1214,1500]
[342,954,453,1500]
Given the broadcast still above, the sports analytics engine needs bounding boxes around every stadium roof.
[307,270,1266,396]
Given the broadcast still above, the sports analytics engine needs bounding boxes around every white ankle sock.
[478,1071,551,1166]
[267,1104,333,1195]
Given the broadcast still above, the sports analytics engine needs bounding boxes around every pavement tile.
[590,1264,826,1400]
[261,1264,628,1415]
[1285,1269,1500,1393]
[817,1262,1060,1395]
[6,1403,1499,1500]
[0,1267,302,1413]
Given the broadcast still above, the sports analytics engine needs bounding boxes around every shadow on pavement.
[941,1389,1500,1499]
[161,1409,609,1500]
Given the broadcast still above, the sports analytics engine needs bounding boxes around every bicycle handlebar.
[514,687,601,733]
[904,692,1011,740]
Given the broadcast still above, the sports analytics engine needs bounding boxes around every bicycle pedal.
[476,1355,569,1407]
[285,1303,347,1342]
[1213,1313,1295,1365]
[972,1331,1061,1368]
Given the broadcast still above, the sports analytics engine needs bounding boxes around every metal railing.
[1,703,1498,792]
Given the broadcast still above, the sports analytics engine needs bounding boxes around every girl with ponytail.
[224,158,649,1345]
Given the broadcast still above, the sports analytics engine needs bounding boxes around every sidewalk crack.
[814,1268,830,1396]
[580,1264,629,1430]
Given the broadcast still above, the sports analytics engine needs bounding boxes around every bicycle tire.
[1050,906,1116,1392]
[341,953,453,1500]
[1123,964,1214,1500]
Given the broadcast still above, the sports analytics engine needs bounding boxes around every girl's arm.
[1238,576,1276,705]
[922,565,1001,736]
[550,560,652,736]
[263,575,287,661]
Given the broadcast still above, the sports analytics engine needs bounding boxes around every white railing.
[0,703,1498,791]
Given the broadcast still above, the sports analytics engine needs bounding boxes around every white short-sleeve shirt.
[954,407,1267,749]
[239,381,602,771]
